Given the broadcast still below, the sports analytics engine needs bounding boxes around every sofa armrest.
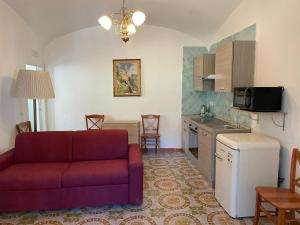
[128,144,143,204]
[0,149,14,171]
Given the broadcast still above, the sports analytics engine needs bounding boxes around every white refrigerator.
[215,133,280,218]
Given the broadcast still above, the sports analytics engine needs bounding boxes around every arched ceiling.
[4,0,242,45]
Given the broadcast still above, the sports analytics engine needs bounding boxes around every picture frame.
[113,59,141,96]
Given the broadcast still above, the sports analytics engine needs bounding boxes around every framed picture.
[113,59,141,96]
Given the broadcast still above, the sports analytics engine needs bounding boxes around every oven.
[188,123,198,159]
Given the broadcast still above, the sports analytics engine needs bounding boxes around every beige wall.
[0,0,43,153]
[44,25,204,148]
[2,0,299,186]
[211,0,300,186]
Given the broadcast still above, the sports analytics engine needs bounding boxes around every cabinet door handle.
[219,87,225,91]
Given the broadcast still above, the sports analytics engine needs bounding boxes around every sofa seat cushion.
[0,163,70,191]
[62,160,129,188]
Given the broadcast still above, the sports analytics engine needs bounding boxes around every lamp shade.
[15,70,55,99]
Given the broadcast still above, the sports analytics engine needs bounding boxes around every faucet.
[228,107,240,128]
[200,105,208,116]
[235,110,241,128]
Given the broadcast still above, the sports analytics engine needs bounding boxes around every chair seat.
[257,186,300,209]
[141,134,160,138]
[62,160,129,188]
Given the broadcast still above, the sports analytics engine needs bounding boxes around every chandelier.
[98,0,146,43]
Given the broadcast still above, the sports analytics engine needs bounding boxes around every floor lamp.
[14,70,55,132]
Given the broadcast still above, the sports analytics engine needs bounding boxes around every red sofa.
[0,130,143,212]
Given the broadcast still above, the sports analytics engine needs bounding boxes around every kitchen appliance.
[188,122,198,159]
[200,105,208,116]
[215,133,280,218]
[184,117,251,185]
[233,87,284,112]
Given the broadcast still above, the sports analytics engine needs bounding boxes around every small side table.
[102,120,140,145]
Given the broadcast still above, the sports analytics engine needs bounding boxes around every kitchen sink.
[223,124,238,129]
[191,117,239,130]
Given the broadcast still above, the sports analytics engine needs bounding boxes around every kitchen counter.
[181,115,251,185]
[182,115,251,133]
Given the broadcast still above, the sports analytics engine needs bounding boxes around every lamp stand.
[33,99,38,132]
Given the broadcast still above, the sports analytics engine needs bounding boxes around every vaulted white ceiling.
[4,0,242,44]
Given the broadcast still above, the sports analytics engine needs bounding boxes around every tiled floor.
[0,151,270,225]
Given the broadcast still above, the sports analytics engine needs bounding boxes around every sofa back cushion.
[73,130,128,161]
[15,132,73,163]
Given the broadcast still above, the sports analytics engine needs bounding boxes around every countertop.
[182,115,251,133]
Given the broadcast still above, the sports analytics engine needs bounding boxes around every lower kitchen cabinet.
[198,127,213,181]
[182,116,251,186]
[182,118,189,154]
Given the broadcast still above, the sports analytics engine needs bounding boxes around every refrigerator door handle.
[215,153,223,160]
[219,148,226,152]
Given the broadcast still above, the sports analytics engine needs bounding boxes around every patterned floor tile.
[0,152,272,225]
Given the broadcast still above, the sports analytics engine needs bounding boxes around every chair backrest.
[85,114,104,130]
[289,148,300,192]
[16,121,32,134]
[141,114,160,134]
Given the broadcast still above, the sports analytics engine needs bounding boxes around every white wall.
[211,0,300,186]
[0,0,43,153]
[45,25,204,148]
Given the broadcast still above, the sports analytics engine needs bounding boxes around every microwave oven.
[233,87,284,112]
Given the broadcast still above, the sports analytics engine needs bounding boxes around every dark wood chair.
[16,121,32,134]
[141,114,160,153]
[254,148,300,225]
[85,114,105,130]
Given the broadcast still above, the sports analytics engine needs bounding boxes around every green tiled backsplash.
[181,47,208,115]
[182,25,256,127]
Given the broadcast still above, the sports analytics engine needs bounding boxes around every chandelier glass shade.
[98,0,146,42]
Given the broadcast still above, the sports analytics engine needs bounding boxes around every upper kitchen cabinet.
[194,54,215,91]
[215,41,255,92]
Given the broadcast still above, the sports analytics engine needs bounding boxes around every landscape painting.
[113,59,141,96]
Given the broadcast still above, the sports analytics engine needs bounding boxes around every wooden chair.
[141,114,160,153]
[16,121,32,134]
[85,114,105,130]
[254,148,300,225]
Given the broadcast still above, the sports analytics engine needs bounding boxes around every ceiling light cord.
[122,0,125,17]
